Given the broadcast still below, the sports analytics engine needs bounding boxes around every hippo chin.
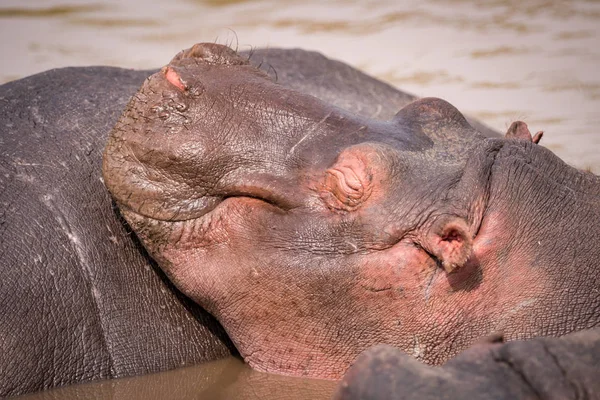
[102,43,600,379]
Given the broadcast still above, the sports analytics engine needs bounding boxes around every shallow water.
[1,0,599,172]
[1,1,599,398]
[15,357,338,400]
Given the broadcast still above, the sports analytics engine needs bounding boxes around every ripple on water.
[0,4,107,18]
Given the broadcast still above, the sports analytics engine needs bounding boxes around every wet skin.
[103,43,600,379]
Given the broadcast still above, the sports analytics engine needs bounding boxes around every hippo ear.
[424,216,473,274]
[164,66,188,91]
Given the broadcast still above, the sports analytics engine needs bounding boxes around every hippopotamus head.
[103,43,600,378]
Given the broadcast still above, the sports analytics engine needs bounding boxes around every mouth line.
[117,193,290,224]
[115,201,208,223]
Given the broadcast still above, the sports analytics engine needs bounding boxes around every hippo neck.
[474,139,600,337]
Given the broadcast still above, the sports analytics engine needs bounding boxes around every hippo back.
[0,67,235,397]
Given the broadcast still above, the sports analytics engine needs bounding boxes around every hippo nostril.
[187,43,224,61]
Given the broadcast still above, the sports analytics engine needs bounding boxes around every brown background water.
[1,0,599,172]
[2,0,599,398]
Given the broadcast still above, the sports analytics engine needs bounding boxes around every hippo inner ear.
[425,216,473,274]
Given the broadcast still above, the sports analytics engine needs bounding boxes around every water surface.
[16,357,338,400]
[1,0,599,171]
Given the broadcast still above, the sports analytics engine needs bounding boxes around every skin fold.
[103,43,600,379]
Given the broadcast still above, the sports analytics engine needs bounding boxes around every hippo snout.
[171,42,248,66]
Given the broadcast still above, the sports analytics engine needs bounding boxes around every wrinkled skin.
[334,328,600,400]
[103,42,600,379]
[0,66,236,398]
[0,46,484,397]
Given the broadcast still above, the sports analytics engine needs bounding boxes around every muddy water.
[2,0,599,398]
[16,357,338,400]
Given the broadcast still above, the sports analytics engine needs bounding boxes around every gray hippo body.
[0,48,495,397]
[0,66,234,397]
[335,328,600,400]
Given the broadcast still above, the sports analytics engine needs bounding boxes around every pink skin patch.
[165,67,186,91]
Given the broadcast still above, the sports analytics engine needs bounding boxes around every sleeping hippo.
[0,43,496,397]
[102,42,600,382]
[2,41,599,398]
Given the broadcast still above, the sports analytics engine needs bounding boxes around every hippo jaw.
[103,43,599,378]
